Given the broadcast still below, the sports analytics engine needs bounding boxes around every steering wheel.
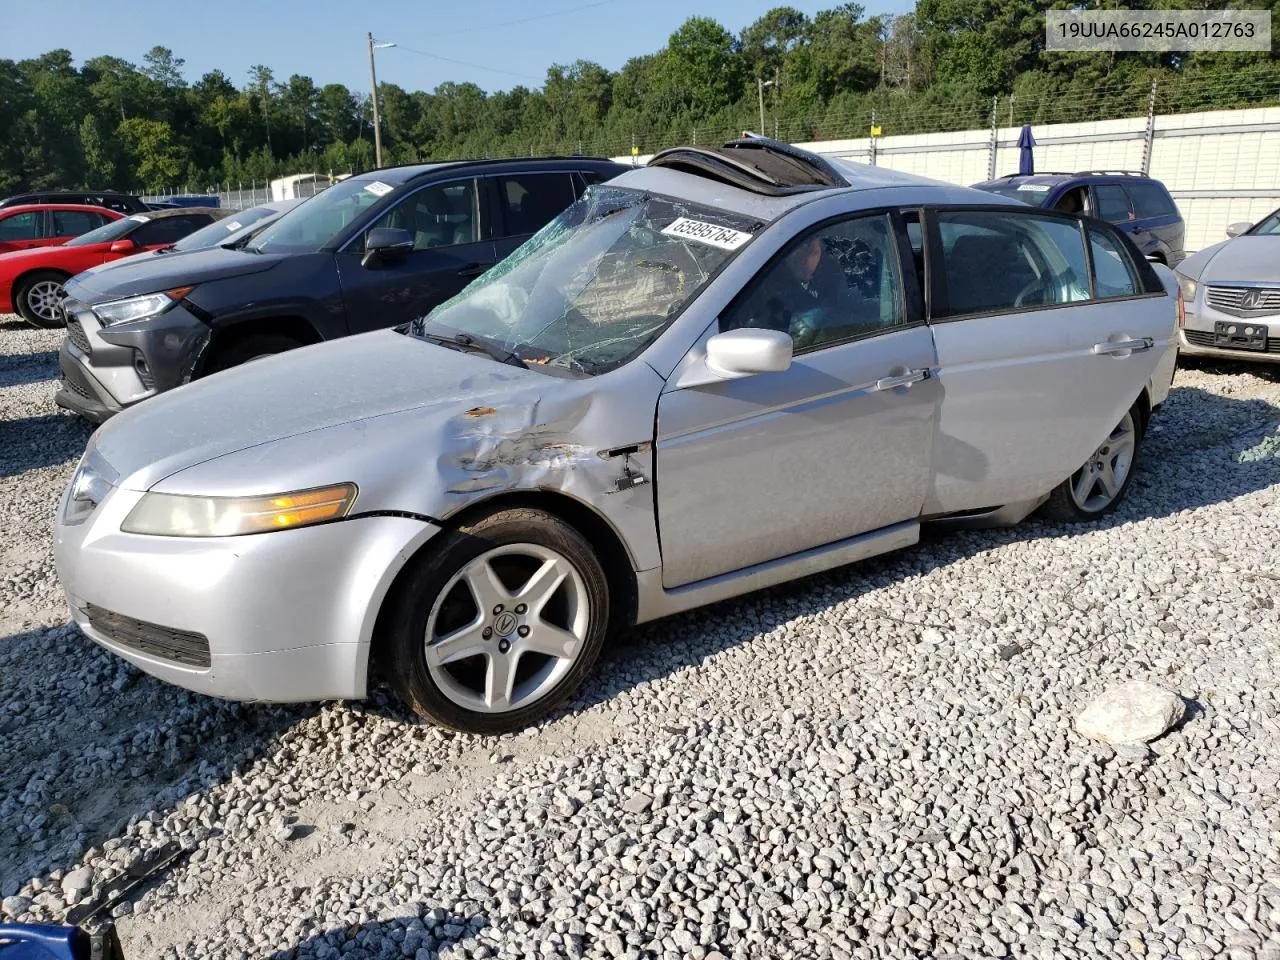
[1013,276,1049,309]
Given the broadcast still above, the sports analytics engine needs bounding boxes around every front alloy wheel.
[383,507,609,733]
[1041,407,1142,522]
[15,272,69,328]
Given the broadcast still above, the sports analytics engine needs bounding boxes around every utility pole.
[757,77,776,138]
[367,33,396,168]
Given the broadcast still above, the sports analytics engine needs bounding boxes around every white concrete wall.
[612,106,1280,254]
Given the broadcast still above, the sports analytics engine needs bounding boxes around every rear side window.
[934,210,1091,319]
[0,211,43,241]
[1092,184,1133,223]
[52,210,106,236]
[495,173,576,238]
[1124,181,1177,220]
[1088,225,1141,298]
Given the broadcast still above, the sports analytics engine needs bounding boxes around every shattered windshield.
[412,184,758,375]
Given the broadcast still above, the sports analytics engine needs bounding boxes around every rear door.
[1122,179,1184,263]
[925,207,1172,514]
[0,210,47,253]
[488,171,579,262]
[336,177,497,334]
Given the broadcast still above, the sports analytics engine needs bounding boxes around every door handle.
[457,263,488,278]
[874,368,929,391]
[1092,337,1154,356]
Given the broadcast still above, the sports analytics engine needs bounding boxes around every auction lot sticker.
[1047,10,1270,52]
[661,218,753,250]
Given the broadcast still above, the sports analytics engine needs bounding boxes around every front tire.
[1040,406,1142,522]
[14,271,69,328]
[205,333,303,374]
[383,508,609,734]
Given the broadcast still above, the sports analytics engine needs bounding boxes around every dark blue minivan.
[972,171,1185,267]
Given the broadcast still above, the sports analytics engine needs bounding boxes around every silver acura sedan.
[54,138,1179,734]
[1174,208,1280,364]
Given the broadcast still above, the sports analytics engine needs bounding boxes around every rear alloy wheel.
[1041,408,1141,522]
[384,508,609,734]
[15,272,69,328]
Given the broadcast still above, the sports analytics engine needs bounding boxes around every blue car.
[972,170,1185,267]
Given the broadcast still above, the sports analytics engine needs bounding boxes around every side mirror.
[361,227,414,267]
[705,328,793,378]
[108,238,138,253]
[1226,221,1252,238]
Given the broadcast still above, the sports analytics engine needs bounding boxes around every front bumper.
[54,299,210,421]
[1179,297,1280,364]
[53,484,440,702]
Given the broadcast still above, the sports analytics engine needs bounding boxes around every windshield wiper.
[418,330,528,369]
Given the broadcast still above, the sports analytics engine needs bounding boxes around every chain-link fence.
[138,175,335,211]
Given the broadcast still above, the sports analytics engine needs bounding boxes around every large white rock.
[1075,681,1186,745]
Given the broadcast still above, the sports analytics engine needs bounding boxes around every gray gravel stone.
[1,328,1279,960]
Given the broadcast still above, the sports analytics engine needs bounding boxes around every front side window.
[367,180,478,251]
[415,184,755,375]
[65,214,147,247]
[721,214,905,351]
[1248,209,1280,235]
[495,173,576,238]
[934,210,1091,319]
[0,211,43,241]
[131,215,209,246]
[52,210,105,236]
[1093,184,1133,223]
[1088,225,1141,298]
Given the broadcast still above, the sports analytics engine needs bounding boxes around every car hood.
[64,246,283,303]
[92,329,552,491]
[1178,236,1277,283]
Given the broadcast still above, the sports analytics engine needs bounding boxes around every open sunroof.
[647,136,851,196]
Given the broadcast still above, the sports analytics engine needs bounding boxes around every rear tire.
[1040,406,1142,522]
[14,271,69,328]
[383,508,609,734]
[205,333,303,374]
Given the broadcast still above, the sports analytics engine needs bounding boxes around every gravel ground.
[1,318,1278,960]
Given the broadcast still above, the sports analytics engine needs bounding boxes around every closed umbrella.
[1017,124,1036,176]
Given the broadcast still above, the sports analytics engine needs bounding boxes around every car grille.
[1184,329,1280,354]
[82,603,212,668]
[66,320,91,354]
[1205,285,1280,316]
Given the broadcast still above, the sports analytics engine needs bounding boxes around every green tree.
[118,117,183,188]
[79,114,117,186]
[659,17,743,116]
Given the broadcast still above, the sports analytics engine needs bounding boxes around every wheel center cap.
[493,611,519,637]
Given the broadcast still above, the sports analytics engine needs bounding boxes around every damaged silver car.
[53,138,1179,733]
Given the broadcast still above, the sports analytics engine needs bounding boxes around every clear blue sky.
[0,0,916,95]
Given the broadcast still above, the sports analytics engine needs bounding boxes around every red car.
[0,203,122,253]
[0,206,227,327]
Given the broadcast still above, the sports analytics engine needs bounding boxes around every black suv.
[56,156,629,422]
[0,190,149,215]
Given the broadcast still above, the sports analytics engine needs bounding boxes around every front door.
[925,207,1173,514]
[336,178,497,333]
[655,211,939,589]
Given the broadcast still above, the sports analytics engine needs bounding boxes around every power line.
[432,0,622,38]
[394,45,543,83]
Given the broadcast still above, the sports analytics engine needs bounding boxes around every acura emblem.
[1241,289,1263,309]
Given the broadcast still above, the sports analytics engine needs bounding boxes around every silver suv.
[54,138,1179,734]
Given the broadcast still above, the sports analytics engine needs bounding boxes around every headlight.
[62,446,119,525]
[1175,273,1197,303]
[93,286,193,326]
[121,483,358,537]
